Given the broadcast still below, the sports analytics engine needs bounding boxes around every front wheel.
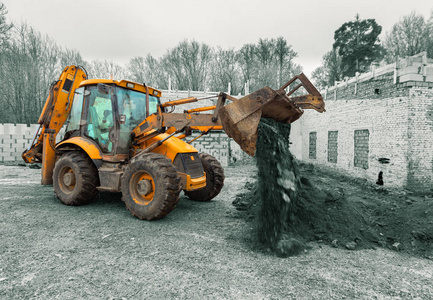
[121,153,181,220]
[53,151,99,205]
[185,153,225,202]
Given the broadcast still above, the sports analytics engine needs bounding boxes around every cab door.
[83,84,117,153]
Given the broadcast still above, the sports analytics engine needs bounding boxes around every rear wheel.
[53,151,99,205]
[121,153,181,220]
[185,153,225,202]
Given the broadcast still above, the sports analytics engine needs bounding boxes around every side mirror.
[97,83,110,95]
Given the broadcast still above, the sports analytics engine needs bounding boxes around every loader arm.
[130,73,324,157]
[22,65,87,184]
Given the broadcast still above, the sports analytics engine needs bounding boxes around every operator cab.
[66,79,162,155]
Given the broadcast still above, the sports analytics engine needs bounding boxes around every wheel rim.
[58,166,76,194]
[130,171,155,205]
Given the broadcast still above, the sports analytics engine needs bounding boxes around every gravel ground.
[0,162,432,299]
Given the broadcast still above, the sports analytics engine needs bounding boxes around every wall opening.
[327,131,338,163]
[354,129,369,169]
[309,132,317,159]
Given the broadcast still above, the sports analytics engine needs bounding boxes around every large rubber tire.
[53,151,99,205]
[185,153,225,202]
[121,153,181,220]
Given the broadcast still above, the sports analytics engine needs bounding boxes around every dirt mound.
[233,119,433,258]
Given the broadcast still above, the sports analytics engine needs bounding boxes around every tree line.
[312,11,433,90]
[1,1,432,123]
[120,37,300,96]
[0,3,301,124]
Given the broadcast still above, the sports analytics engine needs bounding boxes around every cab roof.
[79,79,162,98]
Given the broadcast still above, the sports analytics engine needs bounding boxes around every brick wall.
[0,124,65,163]
[160,90,247,166]
[290,53,433,192]
[324,52,433,101]
[0,123,243,167]
[186,131,248,166]
[290,87,433,192]
[407,88,433,189]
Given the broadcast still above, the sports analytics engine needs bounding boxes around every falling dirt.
[233,119,433,259]
[253,118,306,257]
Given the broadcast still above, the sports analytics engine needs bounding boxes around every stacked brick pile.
[0,124,39,163]
[0,122,244,167]
[0,124,65,164]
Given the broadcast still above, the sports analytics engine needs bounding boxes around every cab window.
[116,88,159,154]
[117,88,159,130]
[66,87,84,132]
[84,85,115,153]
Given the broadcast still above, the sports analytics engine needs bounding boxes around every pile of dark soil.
[233,119,433,259]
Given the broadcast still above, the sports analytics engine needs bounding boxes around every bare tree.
[143,54,168,89]
[0,2,12,47]
[384,11,432,62]
[255,38,275,67]
[209,47,241,94]
[178,40,212,90]
[87,59,127,79]
[60,48,85,68]
[274,37,298,87]
[126,54,167,89]
[312,49,342,89]
[0,23,61,123]
[237,43,256,91]
[161,40,212,91]
[254,38,276,88]
[311,66,328,91]
[126,56,147,83]
[0,2,13,122]
[425,10,433,59]
[161,47,189,90]
[237,38,301,91]
[0,21,87,124]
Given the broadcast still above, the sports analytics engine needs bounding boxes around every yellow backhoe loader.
[22,65,325,220]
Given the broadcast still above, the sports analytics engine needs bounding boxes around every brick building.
[290,52,433,192]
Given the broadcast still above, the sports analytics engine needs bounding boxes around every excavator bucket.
[219,73,325,156]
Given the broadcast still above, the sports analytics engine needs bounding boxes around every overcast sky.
[2,0,432,77]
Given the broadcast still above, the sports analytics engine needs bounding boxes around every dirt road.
[1,163,432,299]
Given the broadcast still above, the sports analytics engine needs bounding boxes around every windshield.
[117,88,159,129]
[79,83,160,154]
[116,87,160,154]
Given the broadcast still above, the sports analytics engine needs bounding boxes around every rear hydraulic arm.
[22,65,87,184]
